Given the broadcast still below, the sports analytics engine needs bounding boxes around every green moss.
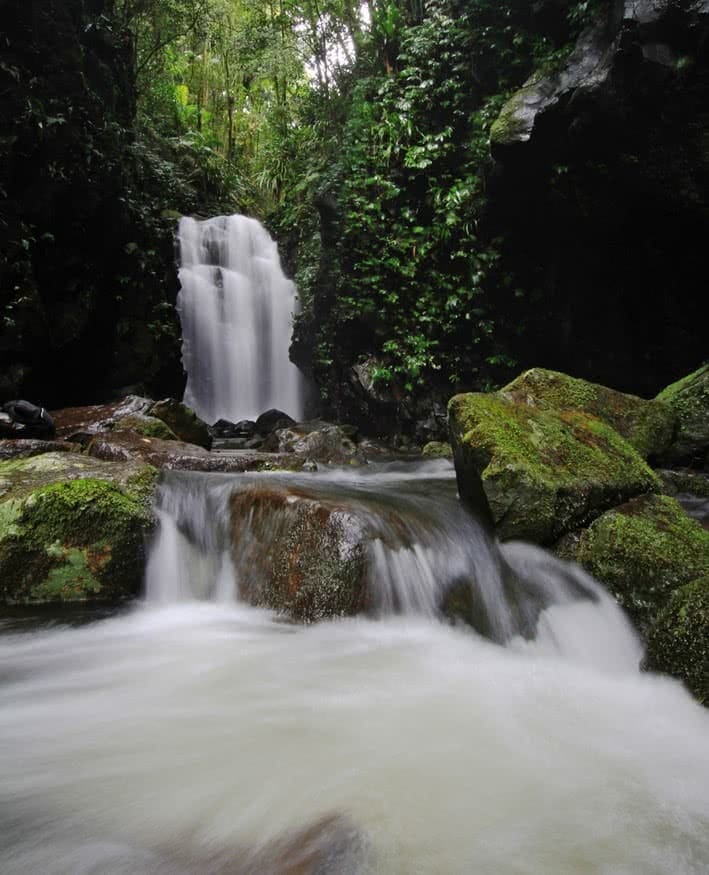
[656,364,709,464]
[422,441,453,459]
[148,399,211,449]
[502,368,675,460]
[449,391,659,543]
[0,454,158,604]
[572,494,709,632]
[645,576,709,705]
[114,414,178,441]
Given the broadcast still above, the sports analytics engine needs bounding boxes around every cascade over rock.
[177,215,305,425]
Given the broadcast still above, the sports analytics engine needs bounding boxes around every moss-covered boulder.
[448,391,659,544]
[422,441,453,459]
[113,414,178,441]
[656,364,709,466]
[0,453,158,604]
[644,576,709,705]
[148,399,212,449]
[556,494,709,633]
[230,486,367,622]
[502,368,675,460]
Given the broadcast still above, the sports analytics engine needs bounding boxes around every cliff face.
[0,0,184,407]
[486,0,709,395]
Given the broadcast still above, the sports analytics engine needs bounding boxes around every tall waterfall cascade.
[177,214,305,424]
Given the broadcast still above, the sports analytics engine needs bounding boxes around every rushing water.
[177,215,305,424]
[1,462,708,874]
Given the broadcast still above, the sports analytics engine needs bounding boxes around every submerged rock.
[448,391,659,544]
[502,368,675,460]
[555,494,709,633]
[644,575,709,705]
[656,364,709,466]
[230,486,367,621]
[0,452,157,604]
[148,398,212,449]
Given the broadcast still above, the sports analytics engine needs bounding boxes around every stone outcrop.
[555,494,709,633]
[230,486,368,621]
[644,575,709,705]
[656,364,709,467]
[448,389,658,543]
[502,368,675,460]
[0,452,157,604]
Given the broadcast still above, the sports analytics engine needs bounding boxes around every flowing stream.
[177,215,305,424]
[1,461,708,874]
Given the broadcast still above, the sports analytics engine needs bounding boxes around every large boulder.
[656,364,709,466]
[502,368,675,460]
[448,391,659,543]
[644,575,709,705]
[148,398,212,449]
[0,453,158,604]
[555,494,709,633]
[230,486,367,621]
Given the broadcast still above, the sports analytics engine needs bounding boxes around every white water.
[1,463,708,873]
[177,215,305,424]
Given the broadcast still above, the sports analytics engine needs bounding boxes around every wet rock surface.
[230,485,368,621]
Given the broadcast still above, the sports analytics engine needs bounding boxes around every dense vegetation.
[1,0,707,427]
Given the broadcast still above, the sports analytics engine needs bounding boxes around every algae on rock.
[448,391,659,544]
[644,575,709,705]
[0,453,158,604]
[555,494,709,633]
[656,364,709,466]
[502,368,675,460]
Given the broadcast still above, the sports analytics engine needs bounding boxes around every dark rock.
[148,398,212,449]
[209,418,256,438]
[1,400,56,438]
[255,408,297,435]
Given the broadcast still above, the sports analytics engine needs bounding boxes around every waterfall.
[177,214,305,424]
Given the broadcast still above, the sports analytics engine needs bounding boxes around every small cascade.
[177,214,305,424]
[145,462,642,671]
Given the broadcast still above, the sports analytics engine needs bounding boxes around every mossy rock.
[658,468,709,499]
[502,368,675,460]
[448,391,659,544]
[0,453,158,604]
[113,413,178,441]
[644,576,709,705]
[656,364,709,465]
[422,441,453,459]
[556,494,709,633]
[148,398,212,449]
[230,487,367,622]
